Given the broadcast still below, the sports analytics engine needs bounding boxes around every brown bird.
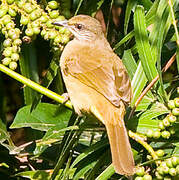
[53,15,135,175]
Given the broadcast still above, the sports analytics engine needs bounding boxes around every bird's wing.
[63,47,131,106]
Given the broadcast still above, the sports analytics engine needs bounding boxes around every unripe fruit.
[135,177,143,180]
[49,10,59,19]
[8,29,19,40]
[174,98,179,107]
[162,165,169,174]
[30,10,41,21]
[136,166,145,176]
[164,176,171,180]
[161,131,170,139]
[41,29,47,37]
[25,28,34,36]
[24,3,34,13]
[11,53,19,61]
[48,1,59,9]
[168,114,177,123]
[172,108,179,116]
[9,61,17,70]
[12,46,20,53]
[156,150,165,157]
[166,159,173,168]
[46,20,53,28]
[153,131,161,139]
[59,27,66,34]
[3,39,12,47]
[157,166,164,175]
[48,30,57,39]
[6,22,15,30]
[2,57,11,65]
[13,39,22,46]
[40,15,48,23]
[20,16,29,25]
[169,168,176,176]
[163,117,170,127]
[3,15,11,25]
[3,47,12,57]
[168,127,176,135]
[54,35,62,43]
[158,121,165,130]
[0,7,8,17]
[143,174,152,180]
[168,100,175,109]
[61,35,69,44]
[33,27,40,35]
[171,157,178,167]
[146,129,153,138]
[31,21,40,28]
[176,165,179,174]
[8,8,17,17]
[22,36,32,43]
[16,0,24,8]
[155,171,163,179]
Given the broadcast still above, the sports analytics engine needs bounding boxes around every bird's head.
[53,15,104,41]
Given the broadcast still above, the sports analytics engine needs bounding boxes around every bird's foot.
[61,93,70,104]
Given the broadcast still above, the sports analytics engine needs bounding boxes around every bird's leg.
[61,92,70,104]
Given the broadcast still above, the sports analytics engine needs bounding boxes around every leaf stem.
[0,64,72,109]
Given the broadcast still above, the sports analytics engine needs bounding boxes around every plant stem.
[129,130,160,165]
[0,64,72,109]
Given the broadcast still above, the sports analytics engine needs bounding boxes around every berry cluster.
[135,166,152,180]
[146,92,179,140]
[0,0,70,70]
[155,156,179,179]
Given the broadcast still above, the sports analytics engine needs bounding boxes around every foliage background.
[0,0,179,179]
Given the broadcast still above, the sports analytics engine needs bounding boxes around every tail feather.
[105,122,135,175]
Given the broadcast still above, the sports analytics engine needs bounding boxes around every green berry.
[48,1,59,9]
[58,27,66,34]
[49,10,59,19]
[46,20,53,28]
[3,39,12,47]
[9,61,17,70]
[172,108,179,116]
[171,157,179,167]
[12,46,20,53]
[155,171,163,179]
[20,16,29,25]
[168,127,175,135]
[13,39,22,46]
[3,47,12,57]
[31,21,40,28]
[8,29,19,40]
[146,129,153,138]
[22,36,32,43]
[161,131,170,139]
[24,3,34,13]
[169,168,176,176]
[55,16,65,22]
[54,35,62,43]
[158,121,165,130]
[156,150,165,157]
[33,27,40,35]
[16,0,24,8]
[25,28,34,36]
[8,8,17,17]
[164,176,172,180]
[48,30,57,39]
[168,100,175,109]
[136,166,145,176]
[157,166,164,175]
[163,166,169,174]
[6,22,15,30]
[30,10,41,21]
[163,117,170,127]
[143,174,152,180]
[174,98,179,107]
[1,27,7,35]
[3,15,11,25]
[61,35,69,44]
[176,165,179,174]
[40,15,48,23]
[2,57,11,65]
[153,131,161,139]
[7,0,15,5]
[0,7,8,17]
[11,53,19,61]
[166,159,173,168]
[135,177,143,180]
[41,29,47,37]
[168,114,177,123]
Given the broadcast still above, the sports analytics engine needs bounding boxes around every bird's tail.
[91,101,135,175]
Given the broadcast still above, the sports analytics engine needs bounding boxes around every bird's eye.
[75,24,83,30]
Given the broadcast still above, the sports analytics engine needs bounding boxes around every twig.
[0,64,72,109]
[129,131,160,165]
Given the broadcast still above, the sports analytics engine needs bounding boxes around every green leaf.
[10,103,72,131]
[0,118,10,143]
[96,164,115,180]
[20,43,39,105]
[122,49,137,80]
[140,0,152,11]
[134,5,158,82]
[124,0,138,35]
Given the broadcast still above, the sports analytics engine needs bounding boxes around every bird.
[53,15,135,175]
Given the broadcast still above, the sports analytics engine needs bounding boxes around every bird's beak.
[52,20,69,28]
